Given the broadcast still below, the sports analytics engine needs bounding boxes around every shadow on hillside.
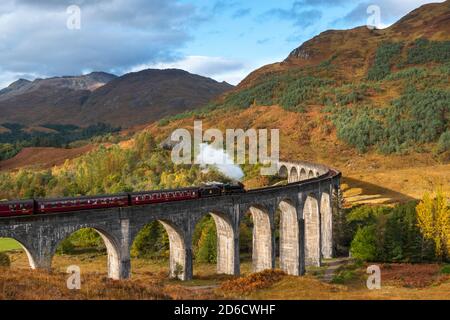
[341,176,417,205]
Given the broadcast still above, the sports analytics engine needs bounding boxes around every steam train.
[0,182,245,218]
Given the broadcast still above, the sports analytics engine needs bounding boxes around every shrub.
[367,42,403,80]
[0,252,10,267]
[407,39,450,64]
[334,108,384,153]
[385,67,426,81]
[331,269,356,284]
[195,218,217,263]
[437,131,450,153]
[56,238,75,254]
[278,76,332,111]
[68,228,105,249]
[441,265,450,274]
[346,202,437,263]
[350,226,378,261]
[219,269,285,296]
[224,77,279,109]
[380,88,450,153]
[131,222,169,259]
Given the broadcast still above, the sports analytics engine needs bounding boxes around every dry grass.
[0,145,94,172]
[2,251,450,300]
[342,164,450,206]
[218,269,286,298]
[228,263,450,300]
[380,263,450,288]
[145,104,448,205]
[2,250,254,300]
[0,268,172,300]
[244,275,450,300]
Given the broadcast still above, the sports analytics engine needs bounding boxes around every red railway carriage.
[36,193,130,214]
[130,188,199,206]
[0,200,34,217]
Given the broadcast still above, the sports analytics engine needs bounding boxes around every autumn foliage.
[219,269,285,296]
[416,189,450,260]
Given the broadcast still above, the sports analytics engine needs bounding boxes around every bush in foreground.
[0,252,10,267]
[219,269,285,296]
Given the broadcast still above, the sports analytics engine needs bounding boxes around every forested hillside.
[0,131,254,262]
[155,2,450,164]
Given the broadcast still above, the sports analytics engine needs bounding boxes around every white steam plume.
[196,143,244,181]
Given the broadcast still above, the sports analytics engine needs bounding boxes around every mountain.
[0,72,116,101]
[240,0,450,89]
[79,69,233,127]
[0,69,233,127]
[1,1,448,204]
[147,0,450,196]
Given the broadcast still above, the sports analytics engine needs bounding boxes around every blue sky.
[0,0,444,88]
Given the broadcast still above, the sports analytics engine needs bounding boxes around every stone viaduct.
[0,160,341,281]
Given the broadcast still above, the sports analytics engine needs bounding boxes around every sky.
[0,0,445,88]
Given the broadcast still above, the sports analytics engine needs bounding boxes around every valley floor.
[1,251,449,300]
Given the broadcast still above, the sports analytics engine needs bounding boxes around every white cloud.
[129,55,282,85]
[0,0,199,80]
[129,55,246,85]
[339,0,446,26]
[0,70,40,89]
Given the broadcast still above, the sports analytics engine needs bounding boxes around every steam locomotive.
[0,182,245,218]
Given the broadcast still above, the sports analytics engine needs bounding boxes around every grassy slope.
[145,1,450,204]
[0,145,94,172]
[146,104,450,204]
[1,2,449,201]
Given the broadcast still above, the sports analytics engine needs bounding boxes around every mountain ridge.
[150,0,450,171]
[237,0,450,89]
[0,69,233,127]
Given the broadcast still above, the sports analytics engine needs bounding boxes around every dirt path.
[322,257,353,282]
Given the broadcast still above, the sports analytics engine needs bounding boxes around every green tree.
[416,190,450,261]
[195,218,217,263]
[350,225,378,261]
